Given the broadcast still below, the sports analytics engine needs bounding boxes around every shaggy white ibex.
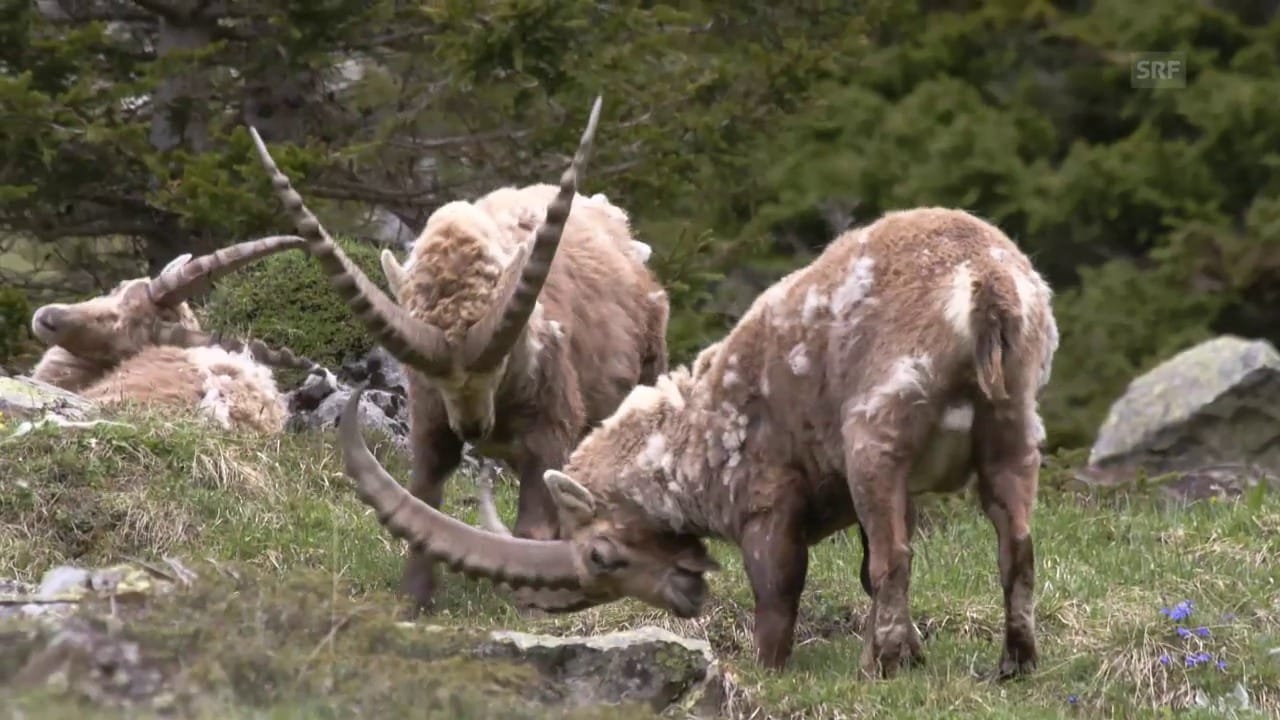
[28,237,325,434]
[335,206,1060,679]
[248,96,673,614]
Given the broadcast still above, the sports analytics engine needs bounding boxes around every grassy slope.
[1,409,1277,719]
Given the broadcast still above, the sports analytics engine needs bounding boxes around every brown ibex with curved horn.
[248,96,673,615]
[334,206,1060,680]
[27,236,326,434]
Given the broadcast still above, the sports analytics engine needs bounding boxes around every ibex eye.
[588,545,626,571]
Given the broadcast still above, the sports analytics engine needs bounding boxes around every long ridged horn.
[247,128,455,377]
[147,235,309,306]
[469,456,602,612]
[472,460,512,536]
[339,384,583,589]
[463,95,603,372]
[148,320,326,375]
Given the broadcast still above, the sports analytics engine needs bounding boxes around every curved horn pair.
[248,96,603,379]
[462,95,604,372]
[147,235,309,307]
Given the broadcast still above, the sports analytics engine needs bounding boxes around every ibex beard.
[247,97,673,614]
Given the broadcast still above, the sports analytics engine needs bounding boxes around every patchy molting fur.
[26,250,304,436]
[80,344,288,434]
[534,206,1059,676]
[381,182,672,612]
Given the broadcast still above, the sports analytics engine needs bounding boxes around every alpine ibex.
[248,97,673,614]
[334,206,1059,679]
[27,237,325,434]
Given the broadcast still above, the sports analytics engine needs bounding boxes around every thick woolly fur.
[80,344,288,434]
[28,277,288,435]
[539,207,1059,677]
[391,181,670,612]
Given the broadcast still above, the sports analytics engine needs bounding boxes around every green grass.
[1,408,1278,718]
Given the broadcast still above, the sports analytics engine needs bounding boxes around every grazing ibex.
[335,207,1059,679]
[27,237,325,434]
[248,96,673,614]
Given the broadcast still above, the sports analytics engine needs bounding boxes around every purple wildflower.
[1067,694,1079,705]
[1216,659,1227,671]
[1195,626,1210,638]
[1184,651,1214,668]
[1160,600,1195,622]
[1176,626,1192,638]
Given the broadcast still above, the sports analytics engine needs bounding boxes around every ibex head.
[338,379,721,619]
[30,236,307,365]
[250,97,603,443]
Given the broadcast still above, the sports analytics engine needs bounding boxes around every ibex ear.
[158,253,193,277]
[380,249,405,297]
[543,470,595,528]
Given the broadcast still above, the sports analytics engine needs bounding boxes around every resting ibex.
[28,237,325,434]
[248,97,673,614]
[335,207,1059,679]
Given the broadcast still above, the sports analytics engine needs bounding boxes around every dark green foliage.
[0,287,31,366]
[7,0,1280,451]
[200,237,391,380]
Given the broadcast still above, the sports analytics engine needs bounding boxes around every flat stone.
[0,375,98,424]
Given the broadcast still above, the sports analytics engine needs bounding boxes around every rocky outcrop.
[1080,335,1280,498]
[0,375,98,424]
[283,347,410,451]
[1,560,734,718]
[282,346,497,475]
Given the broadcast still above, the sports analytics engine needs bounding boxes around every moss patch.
[198,235,392,385]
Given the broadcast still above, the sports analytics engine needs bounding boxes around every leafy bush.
[200,236,392,382]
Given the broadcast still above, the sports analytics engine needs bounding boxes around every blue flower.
[1067,694,1079,705]
[1216,659,1227,671]
[1195,626,1210,638]
[1159,654,1170,665]
[1176,626,1192,638]
[1160,600,1194,622]
[1184,651,1214,668]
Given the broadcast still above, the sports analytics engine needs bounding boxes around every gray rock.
[282,346,498,477]
[1084,335,1280,482]
[476,625,727,717]
[0,375,98,424]
[284,370,409,450]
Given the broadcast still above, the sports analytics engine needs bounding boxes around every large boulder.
[1081,335,1280,495]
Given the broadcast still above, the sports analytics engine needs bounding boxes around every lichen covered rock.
[0,375,98,424]
[1086,335,1280,480]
